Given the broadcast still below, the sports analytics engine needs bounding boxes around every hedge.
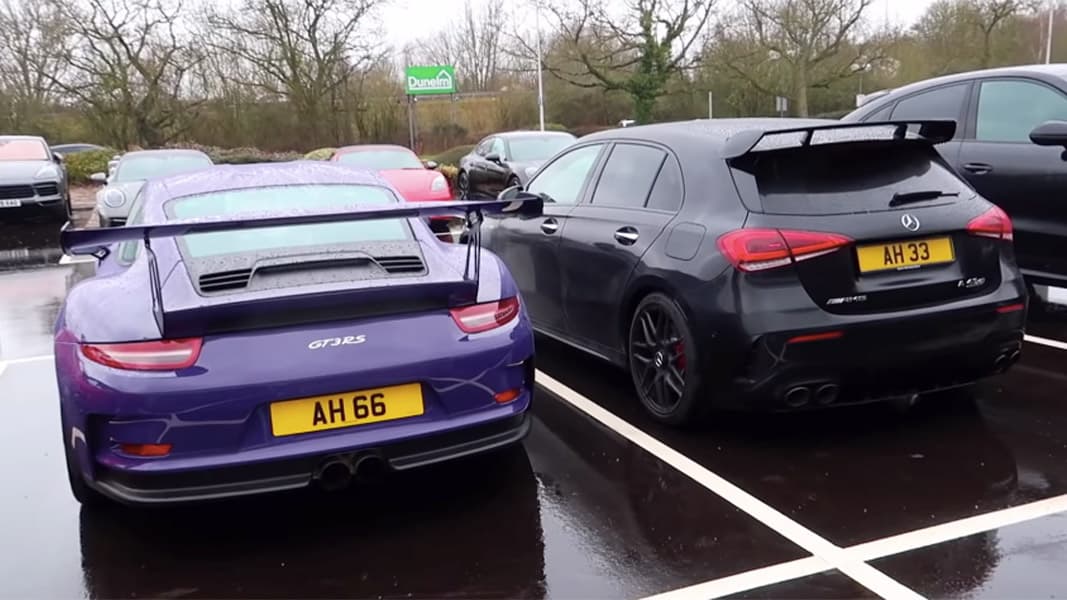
[65,148,117,185]
[430,144,474,167]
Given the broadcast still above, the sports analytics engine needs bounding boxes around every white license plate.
[0,199,21,208]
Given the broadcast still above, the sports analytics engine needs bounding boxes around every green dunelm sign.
[405,65,456,95]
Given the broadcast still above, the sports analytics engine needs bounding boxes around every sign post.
[775,96,789,117]
[404,65,457,152]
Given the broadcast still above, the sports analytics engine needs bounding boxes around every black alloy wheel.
[457,171,471,200]
[628,293,703,425]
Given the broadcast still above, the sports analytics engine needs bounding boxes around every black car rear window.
[729,141,973,215]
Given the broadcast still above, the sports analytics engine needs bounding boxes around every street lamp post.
[1047,0,1055,64]
[535,4,546,131]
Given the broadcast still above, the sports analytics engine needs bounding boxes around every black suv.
[843,64,1067,290]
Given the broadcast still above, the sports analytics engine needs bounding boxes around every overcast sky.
[378,0,940,52]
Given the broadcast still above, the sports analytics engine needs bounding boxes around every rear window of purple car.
[166,184,410,258]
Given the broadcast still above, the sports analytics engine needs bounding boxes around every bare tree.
[0,0,70,130]
[532,0,716,123]
[47,0,203,148]
[415,0,508,92]
[971,0,1033,67]
[719,0,880,116]
[206,0,386,146]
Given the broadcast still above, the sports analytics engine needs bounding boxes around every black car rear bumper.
[88,413,530,506]
[725,300,1027,411]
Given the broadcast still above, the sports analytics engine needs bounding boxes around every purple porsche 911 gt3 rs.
[55,161,542,506]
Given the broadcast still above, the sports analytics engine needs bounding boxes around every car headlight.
[35,164,59,179]
[431,173,448,192]
[103,188,126,208]
[524,167,537,178]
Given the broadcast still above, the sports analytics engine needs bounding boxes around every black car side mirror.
[1029,120,1067,148]
[485,152,502,163]
[53,152,64,163]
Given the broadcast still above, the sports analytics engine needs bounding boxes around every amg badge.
[826,295,868,306]
[308,335,367,350]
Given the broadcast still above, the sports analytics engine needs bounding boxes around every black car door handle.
[540,218,559,234]
[614,226,639,245]
[963,162,994,175]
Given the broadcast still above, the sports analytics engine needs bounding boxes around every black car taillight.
[717,228,853,272]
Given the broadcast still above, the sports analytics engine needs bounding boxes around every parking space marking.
[0,354,54,367]
[847,492,1067,561]
[535,370,924,600]
[1024,334,1067,351]
[648,493,1067,599]
[642,556,831,600]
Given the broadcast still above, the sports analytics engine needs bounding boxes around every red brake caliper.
[674,341,686,370]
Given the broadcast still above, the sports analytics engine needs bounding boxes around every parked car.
[51,143,106,155]
[842,64,1067,289]
[0,135,70,223]
[331,144,460,240]
[56,161,541,506]
[485,118,1027,425]
[457,131,576,199]
[91,149,213,227]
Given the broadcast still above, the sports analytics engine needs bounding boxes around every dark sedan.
[457,131,576,200]
[487,119,1027,425]
[842,63,1067,290]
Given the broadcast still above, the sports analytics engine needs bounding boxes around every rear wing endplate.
[721,120,957,160]
[60,196,543,337]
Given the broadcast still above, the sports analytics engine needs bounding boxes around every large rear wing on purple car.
[60,196,543,336]
[720,119,957,160]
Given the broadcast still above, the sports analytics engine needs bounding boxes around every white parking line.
[535,369,924,600]
[641,557,830,600]
[0,354,54,367]
[1024,334,1067,351]
[848,492,1067,561]
[648,492,1067,599]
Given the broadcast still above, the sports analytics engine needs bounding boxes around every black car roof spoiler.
[721,120,957,160]
[60,196,543,336]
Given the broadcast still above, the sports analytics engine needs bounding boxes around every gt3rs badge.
[308,335,367,349]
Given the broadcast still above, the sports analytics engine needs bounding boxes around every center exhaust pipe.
[316,459,354,492]
[814,384,840,406]
[353,454,387,484]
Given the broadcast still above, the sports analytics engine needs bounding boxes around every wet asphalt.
[2,219,1067,599]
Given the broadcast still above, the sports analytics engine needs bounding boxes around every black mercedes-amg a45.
[486,119,1027,425]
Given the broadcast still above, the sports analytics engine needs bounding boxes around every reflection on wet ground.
[872,513,1067,598]
[2,238,1067,597]
[0,357,805,599]
[0,222,66,271]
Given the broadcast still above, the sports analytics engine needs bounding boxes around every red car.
[331,145,461,240]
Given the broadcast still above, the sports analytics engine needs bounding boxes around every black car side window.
[490,138,507,159]
[890,83,968,123]
[526,144,604,205]
[590,143,666,208]
[976,79,1067,143]
[865,104,893,122]
[646,155,683,212]
[475,138,493,156]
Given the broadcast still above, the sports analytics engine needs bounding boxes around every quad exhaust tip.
[784,386,812,408]
[814,383,840,406]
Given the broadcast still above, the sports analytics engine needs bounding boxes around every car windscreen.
[729,141,973,215]
[508,135,576,162]
[337,149,423,170]
[115,155,212,182]
[0,139,48,161]
[164,184,408,258]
